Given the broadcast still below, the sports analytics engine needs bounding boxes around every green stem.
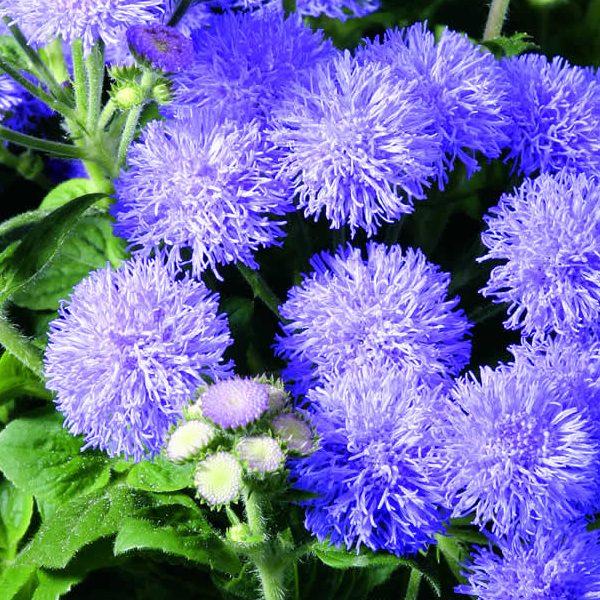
[0,126,85,159]
[0,314,44,380]
[86,42,105,131]
[71,39,87,123]
[3,18,71,105]
[0,146,52,189]
[116,105,142,168]
[483,0,511,40]
[237,264,283,320]
[98,99,118,130]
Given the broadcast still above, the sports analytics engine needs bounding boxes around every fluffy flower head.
[457,525,600,599]
[359,22,509,180]
[44,258,232,462]
[275,243,471,395]
[297,0,380,21]
[270,51,442,235]
[292,366,449,555]
[444,362,599,538]
[501,54,600,175]
[126,23,193,72]
[1,0,164,55]
[479,169,600,338]
[113,109,292,276]
[198,378,270,429]
[171,10,334,122]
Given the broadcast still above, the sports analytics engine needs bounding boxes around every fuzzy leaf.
[126,456,194,493]
[482,32,537,58]
[0,480,34,560]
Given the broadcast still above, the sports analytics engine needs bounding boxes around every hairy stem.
[483,0,511,40]
[0,314,44,379]
[0,126,85,159]
[86,41,105,131]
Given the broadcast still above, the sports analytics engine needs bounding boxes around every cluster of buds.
[165,376,315,508]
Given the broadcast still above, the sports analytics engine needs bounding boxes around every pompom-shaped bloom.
[171,10,334,122]
[44,258,233,462]
[237,435,284,473]
[443,362,599,538]
[126,23,193,72]
[113,109,292,276]
[479,170,600,338]
[359,22,509,181]
[275,243,471,395]
[194,451,242,506]
[501,54,600,175]
[166,420,215,462]
[457,525,600,599]
[270,51,442,235]
[198,378,269,429]
[0,0,164,55]
[296,0,380,21]
[272,413,314,454]
[291,366,449,555]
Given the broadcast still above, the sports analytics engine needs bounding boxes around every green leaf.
[39,178,97,211]
[0,412,111,503]
[435,534,468,583]
[30,570,82,600]
[126,456,194,493]
[314,544,409,570]
[0,192,107,302]
[0,564,36,600]
[114,516,241,574]
[11,212,126,310]
[0,352,52,403]
[482,32,538,57]
[18,486,138,569]
[0,480,34,560]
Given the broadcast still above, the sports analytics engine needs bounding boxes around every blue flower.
[270,51,442,235]
[126,23,193,72]
[359,22,510,182]
[275,243,471,395]
[0,74,26,114]
[170,10,334,123]
[113,109,293,276]
[44,258,233,462]
[501,53,600,176]
[296,0,380,21]
[0,0,165,55]
[291,366,449,555]
[479,169,600,338]
[457,524,600,599]
[443,362,599,539]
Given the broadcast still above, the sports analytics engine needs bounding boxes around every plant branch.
[483,0,511,40]
[0,126,85,159]
[0,313,44,379]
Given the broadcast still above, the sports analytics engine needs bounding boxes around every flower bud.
[166,420,215,462]
[194,452,242,507]
[237,435,284,474]
[272,413,314,455]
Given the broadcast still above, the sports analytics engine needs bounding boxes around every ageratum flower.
[170,10,334,122]
[479,170,600,338]
[296,0,380,21]
[113,109,292,276]
[0,0,164,55]
[126,23,193,72]
[501,54,600,176]
[44,258,233,462]
[270,51,442,235]
[444,362,599,539]
[359,22,509,182]
[275,243,471,395]
[0,74,26,114]
[291,366,449,555]
[457,525,600,599]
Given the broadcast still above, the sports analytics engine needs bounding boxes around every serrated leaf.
[482,32,538,57]
[39,178,97,211]
[126,456,194,493]
[18,486,138,569]
[0,480,34,560]
[30,570,82,600]
[114,516,241,574]
[11,212,126,310]
[0,412,111,502]
[0,192,106,302]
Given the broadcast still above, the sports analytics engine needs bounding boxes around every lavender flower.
[0,74,26,114]
[126,23,193,72]
[44,258,233,462]
[479,170,600,338]
[296,0,380,21]
[291,366,449,555]
[457,525,600,599]
[0,0,165,55]
[359,22,510,181]
[170,10,334,122]
[443,362,599,539]
[113,109,292,276]
[270,51,442,235]
[501,54,600,176]
[275,243,471,395]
